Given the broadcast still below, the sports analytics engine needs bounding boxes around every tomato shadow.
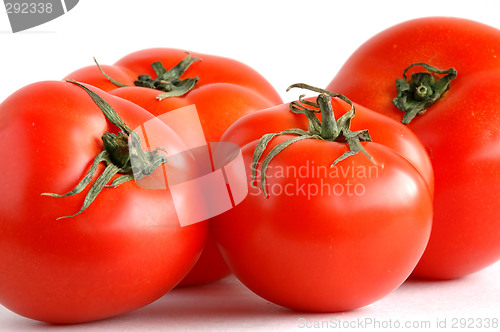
[383,271,497,315]
[127,276,290,320]
[114,276,373,329]
[130,276,375,326]
[2,276,288,331]
[401,273,473,289]
[390,273,471,303]
[6,276,374,331]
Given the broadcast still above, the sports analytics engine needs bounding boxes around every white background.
[0,0,499,331]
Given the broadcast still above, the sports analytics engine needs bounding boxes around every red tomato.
[65,48,282,142]
[327,17,500,279]
[65,48,282,286]
[212,86,433,312]
[0,81,208,323]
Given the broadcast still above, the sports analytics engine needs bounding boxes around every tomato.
[65,48,282,142]
[65,48,282,286]
[326,17,500,279]
[0,81,208,323]
[211,85,433,312]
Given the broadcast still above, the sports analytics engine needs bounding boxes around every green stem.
[94,53,201,100]
[393,62,457,124]
[93,57,128,88]
[42,81,168,220]
[317,94,338,140]
[251,84,374,197]
[68,81,131,134]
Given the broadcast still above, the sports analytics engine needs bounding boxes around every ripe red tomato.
[327,17,500,279]
[0,81,208,323]
[212,85,433,312]
[65,48,282,286]
[65,48,282,142]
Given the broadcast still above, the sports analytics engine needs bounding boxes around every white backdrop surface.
[0,1,499,331]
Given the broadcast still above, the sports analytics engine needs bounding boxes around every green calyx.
[251,83,375,197]
[94,53,201,100]
[42,80,168,220]
[393,62,457,124]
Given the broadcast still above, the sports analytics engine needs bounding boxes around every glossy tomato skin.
[0,81,208,323]
[326,17,500,279]
[405,70,500,279]
[65,48,283,286]
[212,135,433,312]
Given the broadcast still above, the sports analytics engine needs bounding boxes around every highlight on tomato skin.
[326,16,500,280]
[211,85,434,312]
[64,48,284,287]
[0,81,209,324]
